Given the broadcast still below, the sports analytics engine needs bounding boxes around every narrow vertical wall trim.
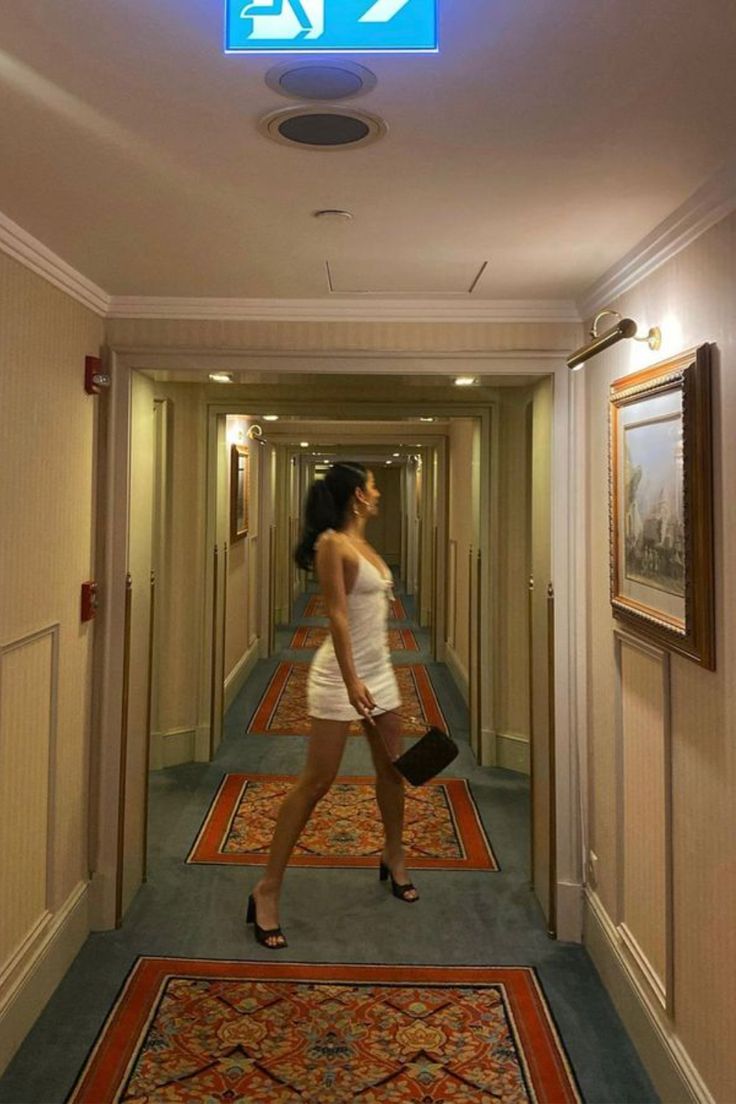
[115,574,133,929]
[547,581,557,938]
[528,575,536,887]
[468,545,474,751]
[432,525,438,658]
[220,543,228,737]
[209,546,219,760]
[141,571,155,883]
[477,549,483,746]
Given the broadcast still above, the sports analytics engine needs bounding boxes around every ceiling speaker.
[260,106,387,150]
[265,62,377,101]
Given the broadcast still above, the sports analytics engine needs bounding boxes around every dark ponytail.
[293,462,367,571]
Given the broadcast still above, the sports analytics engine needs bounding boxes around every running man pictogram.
[239,0,324,40]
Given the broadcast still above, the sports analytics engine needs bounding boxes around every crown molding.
[0,211,110,317]
[578,159,736,319]
[107,296,581,324]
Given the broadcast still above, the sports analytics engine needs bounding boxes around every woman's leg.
[364,712,419,900]
[252,717,350,944]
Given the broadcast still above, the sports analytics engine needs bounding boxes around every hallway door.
[528,378,556,934]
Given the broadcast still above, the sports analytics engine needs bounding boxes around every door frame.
[90,350,586,942]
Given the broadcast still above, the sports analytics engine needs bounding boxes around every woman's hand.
[348,680,377,724]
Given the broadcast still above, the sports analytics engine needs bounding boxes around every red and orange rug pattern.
[248,662,447,737]
[187,774,498,870]
[290,625,420,652]
[69,960,582,1103]
[304,594,408,621]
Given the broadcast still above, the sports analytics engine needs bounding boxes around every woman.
[248,462,418,949]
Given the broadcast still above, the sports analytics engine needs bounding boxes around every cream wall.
[583,211,736,1102]
[0,252,104,1069]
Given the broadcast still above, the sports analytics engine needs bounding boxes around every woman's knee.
[299,772,336,804]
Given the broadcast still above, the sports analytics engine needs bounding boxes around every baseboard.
[556,880,583,943]
[224,640,260,713]
[495,730,530,774]
[584,889,713,1104]
[0,881,89,1074]
[444,642,468,703]
[149,727,196,769]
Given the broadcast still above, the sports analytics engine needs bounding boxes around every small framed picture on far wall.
[609,343,715,668]
[230,445,249,543]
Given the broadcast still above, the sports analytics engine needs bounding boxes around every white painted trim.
[613,629,674,1017]
[108,296,581,323]
[223,639,261,713]
[584,888,714,1104]
[444,641,468,703]
[0,211,109,317]
[0,880,88,1075]
[578,158,736,317]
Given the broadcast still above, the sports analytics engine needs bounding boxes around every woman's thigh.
[363,711,403,775]
[304,717,351,785]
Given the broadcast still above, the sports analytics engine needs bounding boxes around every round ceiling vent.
[265,61,377,101]
[260,106,387,151]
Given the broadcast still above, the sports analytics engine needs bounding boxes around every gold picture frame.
[230,445,250,543]
[609,343,715,668]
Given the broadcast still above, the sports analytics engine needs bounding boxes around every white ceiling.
[1,0,735,301]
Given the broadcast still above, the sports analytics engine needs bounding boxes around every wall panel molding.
[0,624,60,976]
[614,629,674,1017]
[0,880,88,1074]
[585,888,713,1104]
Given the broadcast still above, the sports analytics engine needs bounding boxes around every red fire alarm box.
[85,356,111,395]
[81,581,98,622]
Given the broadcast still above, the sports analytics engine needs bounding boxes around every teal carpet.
[0,578,658,1103]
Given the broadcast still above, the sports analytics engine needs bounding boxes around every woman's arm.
[315,533,376,720]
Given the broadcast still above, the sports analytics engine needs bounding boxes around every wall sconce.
[567,309,662,371]
[246,424,263,440]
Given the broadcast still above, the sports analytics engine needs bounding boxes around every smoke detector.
[259,106,387,150]
[266,61,377,101]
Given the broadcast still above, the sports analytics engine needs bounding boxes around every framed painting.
[230,445,250,543]
[609,344,714,668]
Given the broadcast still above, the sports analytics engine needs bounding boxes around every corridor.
[0,572,653,1102]
[2,2,736,1100]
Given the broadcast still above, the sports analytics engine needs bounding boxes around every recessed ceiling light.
[392,453,400,457]
[454,376,478,387]
[420,417,435,422]
[263,414,279,421]
[300,442,310,448]
[386,460,392,465]
[209,372,234,384]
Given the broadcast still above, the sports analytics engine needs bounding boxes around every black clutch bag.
[392,726,459,787]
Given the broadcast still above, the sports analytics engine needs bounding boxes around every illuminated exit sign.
[225,0,438,54]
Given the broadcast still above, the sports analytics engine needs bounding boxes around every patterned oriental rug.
[248,663,447,737]
[187,775,498,870]
[290,626,420,652]
[304,594,408,621]
[69,960,582,1104]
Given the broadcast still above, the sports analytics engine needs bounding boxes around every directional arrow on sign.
[359,0,412,22]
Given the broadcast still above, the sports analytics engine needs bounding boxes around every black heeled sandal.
[247,893,288,949]
[379,860,419,903]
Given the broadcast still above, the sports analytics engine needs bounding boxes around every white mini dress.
[307,533,402,722]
